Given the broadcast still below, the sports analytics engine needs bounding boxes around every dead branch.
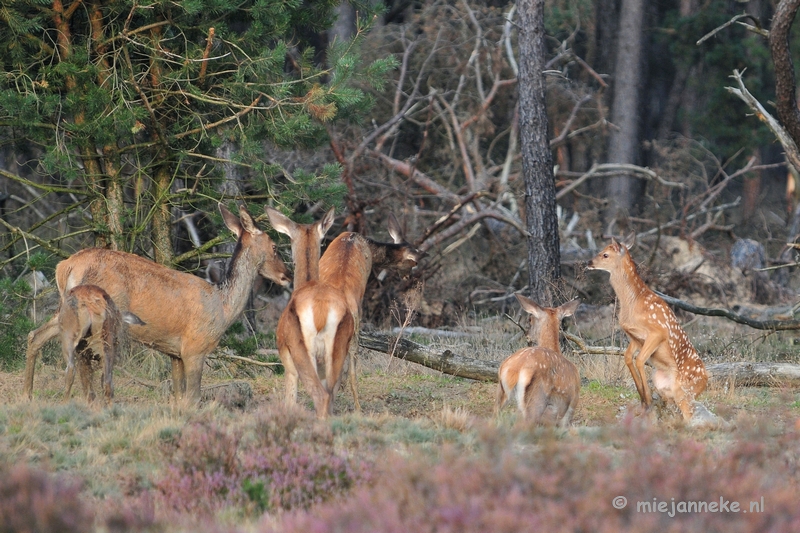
[697,13,766,45]
[654,291,800,330]
[726,69,800,173]
[556,163,686,200]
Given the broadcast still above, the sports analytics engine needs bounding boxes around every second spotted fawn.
[587,234,708,422]
[496,295,580,427]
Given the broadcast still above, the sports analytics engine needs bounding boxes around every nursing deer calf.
[24,204,291,405]
[587,235,708,422]
[496,295,580,427]
[59,285,144,403]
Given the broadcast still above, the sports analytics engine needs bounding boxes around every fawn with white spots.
[496,295,581,427]
[587,234,708,421]
[60,285,144,404]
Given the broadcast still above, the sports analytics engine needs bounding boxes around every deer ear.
[557,298,581,319]
[622,232,636,250]
[515,293,544,317]
[238,205,261,235]
[387,213,404,244]
[265,207,294,237]
[220,203,243,238]
[318,207,336,239]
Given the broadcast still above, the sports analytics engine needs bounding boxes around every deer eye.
[603,253,609,258]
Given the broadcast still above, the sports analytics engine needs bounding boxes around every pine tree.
[0,0,392,265]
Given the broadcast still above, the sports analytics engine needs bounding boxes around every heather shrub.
[0,463,93,533]
[155,406,370,520]
[273,419,800,533]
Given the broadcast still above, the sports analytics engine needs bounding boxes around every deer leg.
[327,313,354,416]
[77,344,95,402]
[24,315,60,400]
[63,341,78,400]
[279,344,299,406]
[559,398,578,429]
[171,357,186,401]
[623,340,648,407]
[101,337,114,404]
[632,332,667,409]
[524,381,549,425]
[495,382,509,418]
[182,355,205,407]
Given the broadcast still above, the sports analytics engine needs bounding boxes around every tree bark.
[607,0,646,219]
[769,0,800,155]
[517,0,560,305]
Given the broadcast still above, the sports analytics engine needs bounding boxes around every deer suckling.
[496,295,580,427]
[59,284,144,404]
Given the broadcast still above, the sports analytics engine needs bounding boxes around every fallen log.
[705,362,800,387]
[359,331,800,387]
[359,331,498,382]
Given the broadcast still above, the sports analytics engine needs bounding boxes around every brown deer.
[24,204,292,405]
[59,285,144,404]
[266,206,352,419]
[496,295,580,427]
[586,235,708,422]
[318,214,425,410]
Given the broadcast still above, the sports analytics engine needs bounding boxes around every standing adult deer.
[496,295,580,427]
[586,234,708,422]
[60,285,144,404]
[318,214,425,410]
[24,204,292,405]
[266,206,351,419]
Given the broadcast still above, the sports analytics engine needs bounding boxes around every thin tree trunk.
[152,164,173,265]
[517,0,560,306]
[607,0,646,219]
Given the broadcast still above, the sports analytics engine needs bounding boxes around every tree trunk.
[152,164,173,265]
[769,0,800,158]
[607,0,646,220]
[517,0,560,306]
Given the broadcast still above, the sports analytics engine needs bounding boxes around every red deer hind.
[266,206,350,419]
[586,234,708,422]
[318,214,425,410]
[496,295,580,427]
[24,204,291,405]
[60,285,144,404]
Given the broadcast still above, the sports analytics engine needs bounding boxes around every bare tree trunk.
[517,0,560,306]
[152,164,173,265]
[331,2,356,44]
[607,0,646,220]
[770,0,800,157]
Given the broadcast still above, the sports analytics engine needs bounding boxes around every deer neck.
[217,242,261,327]
[292,240,322,291]
[608,255,649,315]
[534,319,561,353]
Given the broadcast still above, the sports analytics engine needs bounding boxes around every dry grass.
[3,307,800,531]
